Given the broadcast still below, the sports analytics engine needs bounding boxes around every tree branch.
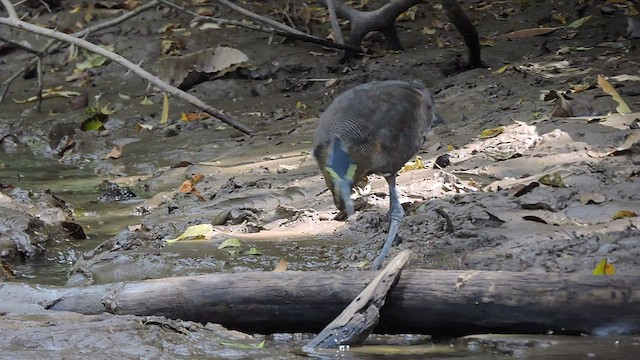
[160,0,365,54]
[0,0,254,134]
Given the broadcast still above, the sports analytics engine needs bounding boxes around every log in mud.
[2,269,638,336]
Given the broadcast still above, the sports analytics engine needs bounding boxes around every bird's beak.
[333,178,355,217]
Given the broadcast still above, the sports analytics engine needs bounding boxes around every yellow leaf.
[181,112,210,121]
[447,143,454,152]
[493,64,510,75]
[161,93,169,124]
[480,37,496,46]
[592,259,616,275]
[597,74,631,114]
[400,155,425,172]
[296,101,307,110]
[166,224,214,244]
[612,210,638,220]
[421,27,436,35]
[479,127,504,139]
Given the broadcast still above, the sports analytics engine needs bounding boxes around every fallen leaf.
[179,180,193,193]
[597,74,632,114]
[81,113,108,131]
[218,238,242,249]
[580,192,606,204]
[566,15,592,29]
[166,224,214,243]
[497,27,559,40]
[140,96,153,105]
[181,112,211,121]
[480,37,496,46]
[479,127,504,139]
[512,181,540,197]
[612,210,638,220]
[615,131,640,152]
[592,259,616,275]
[160,93,169,124]
[400,155,425,172]
[522,215,549,224]
[493,64,510,75]
[248,247,262,255]
[538,172,566,188]
[550,91,573,117]
[103,145,122,159]
[273,258,288,272]
[471,210,506,228]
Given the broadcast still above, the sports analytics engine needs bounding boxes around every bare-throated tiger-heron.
[313,80,436,269]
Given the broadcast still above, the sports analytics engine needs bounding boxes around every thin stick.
[0,0,254,134]
[0,0,161,104]
[160,0,365,54]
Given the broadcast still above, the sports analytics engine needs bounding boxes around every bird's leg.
[372,175,403,270]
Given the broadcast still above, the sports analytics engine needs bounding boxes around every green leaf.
[248,247,262,255]
[218,238,242,249]
[140,96,153,106]
[538,172,566,188]
[479,127,504,139]
[80,113,108,131]
[566,15,592,29]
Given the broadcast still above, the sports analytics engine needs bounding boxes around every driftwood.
[305,250,410,349]
[1,269,638,336]
[316,0,482,66]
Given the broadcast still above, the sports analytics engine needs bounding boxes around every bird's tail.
[324,137,356,216]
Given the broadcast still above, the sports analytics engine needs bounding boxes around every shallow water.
[2,150,638,359]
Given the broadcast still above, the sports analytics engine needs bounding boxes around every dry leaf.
[179,180,193,193]
[538,172,566,187]
[580,192,606,204]
[103,145,122,160]
[497,27,559,40]
[615,131,640,152]
[273,258,288,272]
[597,74,632,114]
[161,93,169,124]
[493,64,510,75]
[612,210,638,220]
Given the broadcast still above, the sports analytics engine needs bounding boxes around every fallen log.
[305,250,410,349]
[1,270,638,336]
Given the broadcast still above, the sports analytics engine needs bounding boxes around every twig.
[0,0,161,103]
[325,0,344,45]
[160,0,365,54]
[215,0,308,36]
[0,0,254,134]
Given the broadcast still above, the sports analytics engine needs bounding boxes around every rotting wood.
[1,270,639,336]
[304,250,410,349]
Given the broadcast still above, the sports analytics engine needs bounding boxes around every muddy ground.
[1,0,640,357]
